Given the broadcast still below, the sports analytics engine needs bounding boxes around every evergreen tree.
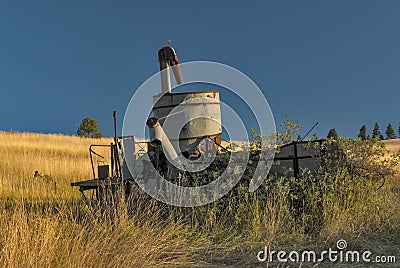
[398,123,400,138]
[358,125,367,140]
[386,123,395,139]
[372,122,382,140]
[77,118,104,138]
[327,128,339,139]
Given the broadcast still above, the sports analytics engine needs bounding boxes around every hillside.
[382,138,400,154]
[0,131,400,267]
[0,131,112,198]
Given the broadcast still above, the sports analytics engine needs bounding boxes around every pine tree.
[358,125,367,140]
[386,123,395,139]
[327,128,339,139]
[77,118,104,138]
[372,122,382,140]
[398,123,400,138]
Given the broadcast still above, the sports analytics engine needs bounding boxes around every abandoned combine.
[71,44,323,203]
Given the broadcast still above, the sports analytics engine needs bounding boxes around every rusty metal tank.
[151,90,222,154]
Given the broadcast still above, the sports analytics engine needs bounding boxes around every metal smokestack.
[158,44,184,94]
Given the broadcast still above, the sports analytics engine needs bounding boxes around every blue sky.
[1,1,399,138]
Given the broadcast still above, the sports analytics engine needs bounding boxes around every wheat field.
[0,132,204,267]
[382,139,400,154]
[0,131,113,199]
[1,131,400,267]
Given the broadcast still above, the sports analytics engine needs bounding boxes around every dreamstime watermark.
[122,61,276,207]
[257,239,397,264]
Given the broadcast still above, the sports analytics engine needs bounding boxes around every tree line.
[357,122,398,140]
[77,116,399,141]
[326,123,398,141]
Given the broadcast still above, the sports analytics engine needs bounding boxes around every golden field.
[382,138,400,154]
[0,131,113,199]
[0,131,201,267]
[0,131,400,267]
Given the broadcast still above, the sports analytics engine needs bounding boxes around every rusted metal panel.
[270,140,323,178]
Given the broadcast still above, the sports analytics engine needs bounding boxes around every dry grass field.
[0,131,112,199]
[382,139,400,172]
[0,132,201,267]
[0,131,400,267]
[382,138,400,153]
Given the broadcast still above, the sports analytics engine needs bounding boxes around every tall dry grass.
[0,132,203,267]
[382,138,400,154]
[0,131,112,199]
[0,198,203,267]
[0,131,400,267]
